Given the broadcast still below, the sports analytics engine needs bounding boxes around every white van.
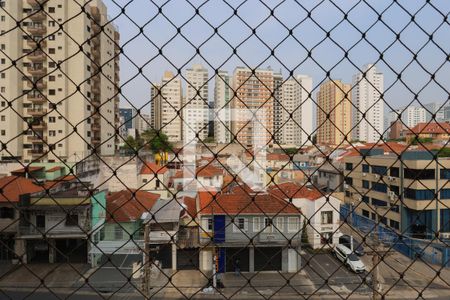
[333,244,366,273]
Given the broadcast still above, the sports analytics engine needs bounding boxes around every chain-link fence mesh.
[1,0,450,299]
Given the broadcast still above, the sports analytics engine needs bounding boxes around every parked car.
[333,244,366,273]
[339,234,365,256]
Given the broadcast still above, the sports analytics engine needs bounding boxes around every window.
[36,215,45,228]
[362,209,370,218]
[65,214,78,226]
[372,182,388,193]
[114,225,123,240]
[390,205,399,213]
[264,217,273,232]
[372,198,387,207]
[0,207,14,219]
[49,130,56,136]
[362,164,369,172]
[345,163,353,171]
[440,189,450,199]
[362,180,369,189]
[320,232,333,245]
[233,217,247,232]
[49,89,56,95]
[0,115,5,121]
[48,7,55,13]
[287,217,299,233]
[362,196,369,203]
[389,220,400,230]
[441,169,450,179]
[253,217,261,232]
[372,165,387,175]
[390,185,399,195]
[321,211,333,224]
[344,177,353,185]
[404,168,435,180]
[49,48,55,54]
[49,21,56,27]
[0,130,5,136]
[404,188,435,200]
[49,117,56,123]
[390,167,399,177]
[275,217,284,231]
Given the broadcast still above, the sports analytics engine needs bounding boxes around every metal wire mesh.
[0,0,450,299]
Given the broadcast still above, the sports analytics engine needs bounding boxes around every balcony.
[92,47,100,58]
[27,135,47,143]
[28,10,46,21]
[27,80,47,89]
[27,149,44,157]
[31,121,47,130]
[91,124,101,131]
[92,85,100,95]
[27,108,47,116]
[27,66,47,76]
[27,94,46,103]
[27,39,46,49]
[27,50,46,62]
[92,137,101,144]
[27,0,47,8]
[92,37,100,47]
[28,25,47,35]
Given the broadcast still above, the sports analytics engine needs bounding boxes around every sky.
[102,0,450,116]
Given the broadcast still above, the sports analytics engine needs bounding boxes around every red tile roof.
[181,196,197,218]
[407,122,450,135]
[0,176,45,203]
[269,182,323,201]
[106,190,160,223]
[140,162,168,175]
[46,166,63,172]
[11,166,44,174]
[266,153,290,161]
[198,190,300,215]
[173,165,223,179]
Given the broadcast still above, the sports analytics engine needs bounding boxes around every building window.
[233,217,247,232]
[362,180,369,189]
[65,214,78,226]
[362,196,369,203]
[440,189,450,199]
[114,225,123,240]
[441,169,450,179]
[321,211,333,224]
[372,198,387,207]
[288,217,300,233]
[49,130,56,136]
[0,207,14,219]
[390,205,399,213]
[404,188,435,200]
[345,163,353,171]
[389,220,400,230]
[362,209,370,218]
[49,117,56,123]
[404,168,435,180]
[372,165,387,175]
[48,7,55,13]
[0,130,5,136]
[372,182,388,193]
[390,167,399,177]
[49,48,56,54]
[253,217,260,232]
[264,217,273,232]
[275,217,284,231]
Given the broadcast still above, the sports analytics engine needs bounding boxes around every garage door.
[150,244,172,269]
[254,247,282,271]
[55,239,87,263]
[225,247,250,272]
[177,249,200,270]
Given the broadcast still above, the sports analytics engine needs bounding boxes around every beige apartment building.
[232,67,274,148]
[214,70,232,144]
[0,0,119,163]
[150,71,182,142]
[316,80,352,145]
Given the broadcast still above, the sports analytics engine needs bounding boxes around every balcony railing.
[27,135,47,143]
[27,66,47,76]
[28,10,46,21]
[27,50,46,62]
[27,108,47,116]
[27,0,47,8]
[27,94,46,103]
[28,25,47,35]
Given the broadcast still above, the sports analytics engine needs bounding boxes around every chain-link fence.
[1,0,450,299]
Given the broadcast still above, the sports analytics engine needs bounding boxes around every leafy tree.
[410,137,433,145]
[121,135,142,151]
[437,148,450,157]
[141,129,172,152]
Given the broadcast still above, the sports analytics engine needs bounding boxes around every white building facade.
[352,64,385,143]
[214,70,232,144]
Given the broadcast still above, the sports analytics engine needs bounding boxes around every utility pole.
[372,207,381,300]
[143,221,151,298]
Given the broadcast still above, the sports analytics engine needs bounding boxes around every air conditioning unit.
[362,173,367,177]
[344,184,349,189]
[374,174,379,180]
[388,176,394,181]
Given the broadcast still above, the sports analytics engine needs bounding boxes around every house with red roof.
[171,164,224,191]
[196,189,303,273]
[139,161,170,197]
[269,182,341,249]
[403,122,450,143]
[0,176,47,263]
[89,189,160,267]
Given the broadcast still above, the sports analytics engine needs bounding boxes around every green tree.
[141,129,172,152]
[437,148,450,157]
[121,135,142,151]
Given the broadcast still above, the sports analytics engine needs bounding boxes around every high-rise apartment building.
[316,80,352,145]
[424,102,446,122]
[232,67,274,148]
[273,72,284,145]
[150,71,182,142]
[352,64,384,143]
[136,113,151,134]
[0,0,119,162]
[119,107,137,132]
[184,64,209,142]
[388,106,426,130]
[214,70,232,144]
[279,75,313,146]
